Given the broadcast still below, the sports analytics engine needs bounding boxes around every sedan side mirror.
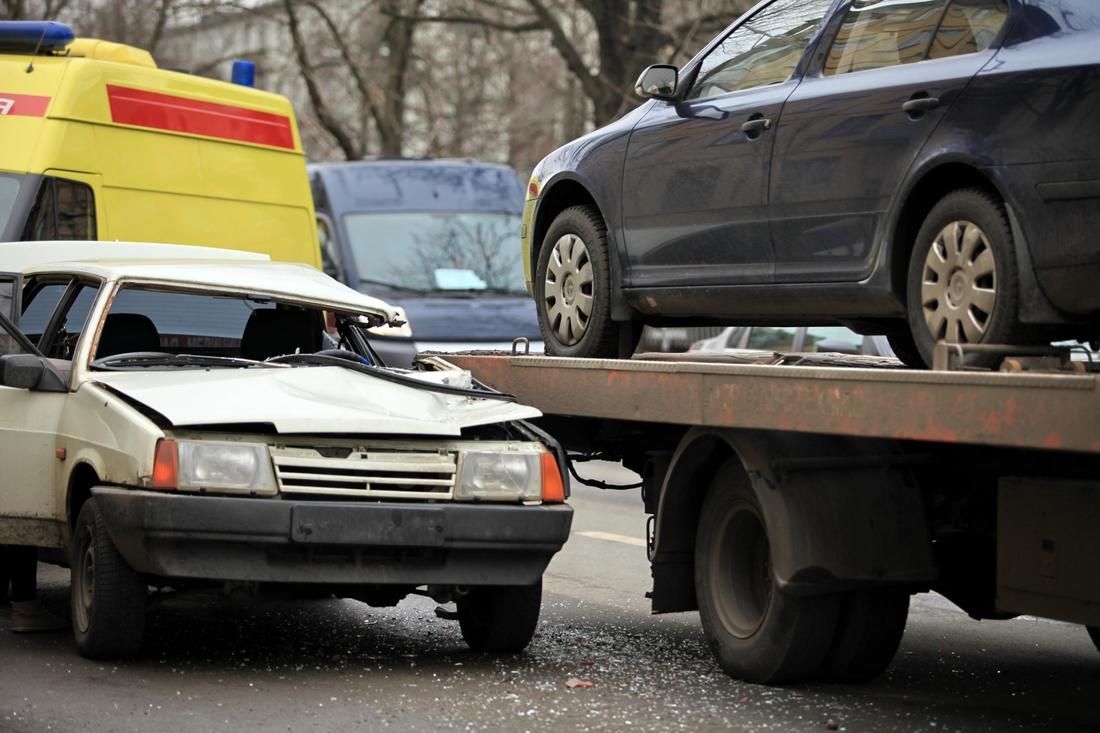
[0,354,66,392]
[634,65,679,100]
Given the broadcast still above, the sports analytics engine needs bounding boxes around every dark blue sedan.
[521,0,1100,367]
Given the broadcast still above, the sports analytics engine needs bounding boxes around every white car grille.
[270,446,457,500]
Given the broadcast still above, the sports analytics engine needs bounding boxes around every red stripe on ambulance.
[0,93,50,117]
[105,84,295,150]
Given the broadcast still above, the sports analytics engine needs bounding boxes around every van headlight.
[456,450,542,502]
[153,439,277,495]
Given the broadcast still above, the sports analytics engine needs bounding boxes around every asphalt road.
[1,461,1098,733]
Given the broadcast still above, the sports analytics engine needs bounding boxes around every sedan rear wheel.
[906,188,1022,368]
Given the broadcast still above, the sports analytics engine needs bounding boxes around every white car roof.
[1,241,399,321]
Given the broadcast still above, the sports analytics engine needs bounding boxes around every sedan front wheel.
[535,206,623,358]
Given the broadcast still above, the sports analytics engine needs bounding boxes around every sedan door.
[768,0,1012,283]
[620,0,835,297]
[0,290,67,547]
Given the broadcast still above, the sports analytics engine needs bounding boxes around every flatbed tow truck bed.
[440,349,1100,685]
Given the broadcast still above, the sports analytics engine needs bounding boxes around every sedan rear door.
[768,0,1012,283]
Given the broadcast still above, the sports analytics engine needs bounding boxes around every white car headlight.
[456,450,542,502]
[176,440,277,495]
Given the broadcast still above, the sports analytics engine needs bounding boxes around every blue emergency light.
[0,21,75,54]
[231,60,256,88]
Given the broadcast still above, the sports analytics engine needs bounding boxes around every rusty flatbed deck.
[442,354,1100,455]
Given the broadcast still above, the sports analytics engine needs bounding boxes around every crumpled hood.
[90,366,539,436]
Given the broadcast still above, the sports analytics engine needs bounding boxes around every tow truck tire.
[536,206,621,359]
[71,499,146,659]
[695,460,840,684]
[906,188,1022,368]
[818,590,910,683]
[457,580,542,653]
[1087,626,1100,654]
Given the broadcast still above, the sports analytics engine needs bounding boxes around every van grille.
[270,447,457,500]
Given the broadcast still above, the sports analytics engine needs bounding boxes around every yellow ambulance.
[0,21,320,267]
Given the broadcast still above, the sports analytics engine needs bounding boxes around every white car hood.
[90,366,539,436]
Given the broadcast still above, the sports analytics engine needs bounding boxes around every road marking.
[576,530,647,547]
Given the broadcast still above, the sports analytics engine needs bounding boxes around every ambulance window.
[23,178,97,241]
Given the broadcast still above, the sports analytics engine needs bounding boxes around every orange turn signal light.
[540,452,566,504]
[151,438,178,489]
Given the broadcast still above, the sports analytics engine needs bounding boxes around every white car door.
[0,276,68,548]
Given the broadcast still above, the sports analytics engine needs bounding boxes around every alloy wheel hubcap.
[920,220,997,344]
[544,234,594,346]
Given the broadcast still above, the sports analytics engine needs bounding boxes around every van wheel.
[818,590,909,683]
[1087,626,1100,654]
[695,459,840,684]
[71,499,146,659]
[457,581,542,653]
[536,206,625,358]
[906,189,1023,368]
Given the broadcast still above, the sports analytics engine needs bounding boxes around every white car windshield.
[89,286,363,368]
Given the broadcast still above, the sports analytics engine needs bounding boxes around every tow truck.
[440,344,1100,684]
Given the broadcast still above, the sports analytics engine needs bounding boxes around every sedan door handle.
[902,96,940,114]
[740,117,773,135]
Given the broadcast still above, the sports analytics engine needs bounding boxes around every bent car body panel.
[90,366,540,435]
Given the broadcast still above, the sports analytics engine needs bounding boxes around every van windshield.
[343,211,526,294]
[0,174,23,239]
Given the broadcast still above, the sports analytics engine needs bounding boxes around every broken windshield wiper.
[91,353,282,371]
[266,352,516,402]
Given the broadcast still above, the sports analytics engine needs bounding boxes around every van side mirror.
[634,65,679,100]
[316,213,344,282]
[0,354,66,392]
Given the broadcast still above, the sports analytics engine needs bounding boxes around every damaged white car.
[0,242,572,659]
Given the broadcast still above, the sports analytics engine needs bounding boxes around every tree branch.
[283,0,361,159]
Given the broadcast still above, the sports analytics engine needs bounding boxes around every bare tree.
[404,0,751,126]
[283,0,424,159]
[2,0,182,54]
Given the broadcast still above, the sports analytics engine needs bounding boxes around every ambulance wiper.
[91,353,282,371]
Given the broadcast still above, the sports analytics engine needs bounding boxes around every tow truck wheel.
[1087,626,1100,654]
[695,460,840,684]
[818,590,910,683]
[536,205,621,359]
[905,188,1022,368]
[457,580,542,653]
[71,499,146,659]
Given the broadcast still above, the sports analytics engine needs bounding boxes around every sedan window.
[687,0,834,100]
[824,0,949,76]
[41,282,101,360]
[20,281,70,343]
[928,0,1009,59]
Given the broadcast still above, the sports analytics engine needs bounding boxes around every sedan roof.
[1,241,399,321]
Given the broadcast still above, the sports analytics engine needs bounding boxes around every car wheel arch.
[649,427,935,612]
[532,177,632,322]
[67,461,102,530]
[648,428,757,613]
[888,160,1007,300]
